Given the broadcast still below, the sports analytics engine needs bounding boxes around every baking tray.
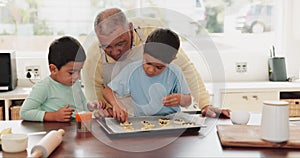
[96,112,206,136]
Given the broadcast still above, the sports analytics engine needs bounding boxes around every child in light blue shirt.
[104,28,191,122]
[20,36,103,122]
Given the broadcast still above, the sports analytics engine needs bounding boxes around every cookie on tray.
[159,118,170,123]
[120,121,132,127]
[158,118,170,126]
[182,122,196,126]
[174,119,185,125]
[123,125,135,131]
[141,120,155,130]
[120,121,135,131]
[141,120,150,125]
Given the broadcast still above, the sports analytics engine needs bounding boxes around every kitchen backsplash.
[16,51,271,87]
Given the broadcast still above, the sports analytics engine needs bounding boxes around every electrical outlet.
[236,62,247,73]
[26,65,41,79]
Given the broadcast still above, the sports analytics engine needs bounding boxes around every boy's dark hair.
[48,36,86,70]
[144,28,180,64]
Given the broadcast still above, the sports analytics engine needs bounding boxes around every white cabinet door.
[221,91,278,112]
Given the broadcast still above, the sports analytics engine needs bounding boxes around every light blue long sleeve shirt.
[108,61,191,116]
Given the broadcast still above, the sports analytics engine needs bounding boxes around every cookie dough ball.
[158,118,170,126]
[174,119,185,125]
[141,120,155,129]
[182,122,196,126]
[120,121,132,127]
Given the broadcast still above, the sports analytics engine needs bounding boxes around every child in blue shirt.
[20,36,105,122]
[103,28,191,122]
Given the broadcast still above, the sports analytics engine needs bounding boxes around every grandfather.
[82,8,230,118]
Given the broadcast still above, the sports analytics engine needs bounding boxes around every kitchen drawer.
[221,91,278,112]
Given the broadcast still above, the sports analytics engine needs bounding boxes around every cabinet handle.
[242,96,248,100]
[252,95,258,100]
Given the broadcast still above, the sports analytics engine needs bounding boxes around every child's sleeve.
[107,66,132,96]
[175,66,191,95]
[20,83,48,122]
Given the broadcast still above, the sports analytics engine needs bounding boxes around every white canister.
[261,100,289,142]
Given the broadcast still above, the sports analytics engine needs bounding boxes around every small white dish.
[1,133,28,153]
[230,111,250,125]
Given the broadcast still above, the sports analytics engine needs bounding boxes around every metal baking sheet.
[97,112,206,135]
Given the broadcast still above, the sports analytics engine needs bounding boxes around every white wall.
[219,51,269,81]
[16,53,48,87]
[283,0,300,79]
[183,47,269,83]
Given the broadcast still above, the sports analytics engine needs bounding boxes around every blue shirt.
[108,60,190,116]
[20,76,88,122]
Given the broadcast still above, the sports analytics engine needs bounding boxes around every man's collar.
[105,53,117,63]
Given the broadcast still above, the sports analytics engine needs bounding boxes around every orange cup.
[75,112,92,132]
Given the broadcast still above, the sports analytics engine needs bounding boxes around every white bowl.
[1,134,28,153]
[230,111,250,125]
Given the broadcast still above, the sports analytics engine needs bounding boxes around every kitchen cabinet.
[221,91,278,112]
[0,87,31,120]
[208,81,300,113]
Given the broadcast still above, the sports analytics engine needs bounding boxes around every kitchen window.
[0,0,281,54]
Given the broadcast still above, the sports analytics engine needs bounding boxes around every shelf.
[0,87,31,120]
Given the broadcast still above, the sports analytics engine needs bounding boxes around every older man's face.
[97,25,132,61]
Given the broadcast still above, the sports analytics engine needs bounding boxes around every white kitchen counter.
[205,81,300,92]
[0,87,31,99]
[204,81,300,110]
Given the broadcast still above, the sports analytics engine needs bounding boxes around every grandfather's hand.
[88,100,113,118]
[201,105,230,118]
[94,108,113,118]
[88,100,106,110]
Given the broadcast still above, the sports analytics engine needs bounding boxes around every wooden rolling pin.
[30,129,65,158]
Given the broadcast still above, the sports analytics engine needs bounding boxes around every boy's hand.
[54,105,75,122]
[162,94,181,106]
[112,104,128,123]
[88,100,106,110]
